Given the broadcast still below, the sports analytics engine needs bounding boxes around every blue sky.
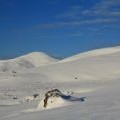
[0,0,120,59]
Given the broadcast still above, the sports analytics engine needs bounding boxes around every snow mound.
[0,52,59,71]
[37,89,85,110]
[37,89,67,110]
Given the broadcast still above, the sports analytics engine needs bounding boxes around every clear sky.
[0,0,120,59]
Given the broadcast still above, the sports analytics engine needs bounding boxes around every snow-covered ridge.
[1,46,120,71]
[0,52,59,71]
[61,46,120,63]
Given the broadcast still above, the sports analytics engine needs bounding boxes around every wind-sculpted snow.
[37,89,86,110]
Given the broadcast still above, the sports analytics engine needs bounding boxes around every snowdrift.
[37,89,85,110]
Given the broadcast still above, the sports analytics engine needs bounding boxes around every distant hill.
[0,52,59,72]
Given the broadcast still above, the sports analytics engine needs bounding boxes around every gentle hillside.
[60,46,120,63]
[37,46,120,91]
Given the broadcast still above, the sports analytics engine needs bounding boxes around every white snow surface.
[0,46,120,120]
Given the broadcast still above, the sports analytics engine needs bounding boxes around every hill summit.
[0,52,59,71]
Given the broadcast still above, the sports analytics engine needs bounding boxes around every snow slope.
[3,82,120,120]
[37,46,120,91]
[60,46,120,63]
[0,46,120,120]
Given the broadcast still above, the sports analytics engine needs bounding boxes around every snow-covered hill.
[0,46,120,120]
[61,46,120,63]
[0,52,59,72]
[38,46,120,85]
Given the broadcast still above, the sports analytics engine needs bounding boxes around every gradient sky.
[0,0,120,59]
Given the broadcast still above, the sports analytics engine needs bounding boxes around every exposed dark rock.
[13,97,18,100]
[33,94,39,98]
[12,71,17,74]
[44,89,62,108]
